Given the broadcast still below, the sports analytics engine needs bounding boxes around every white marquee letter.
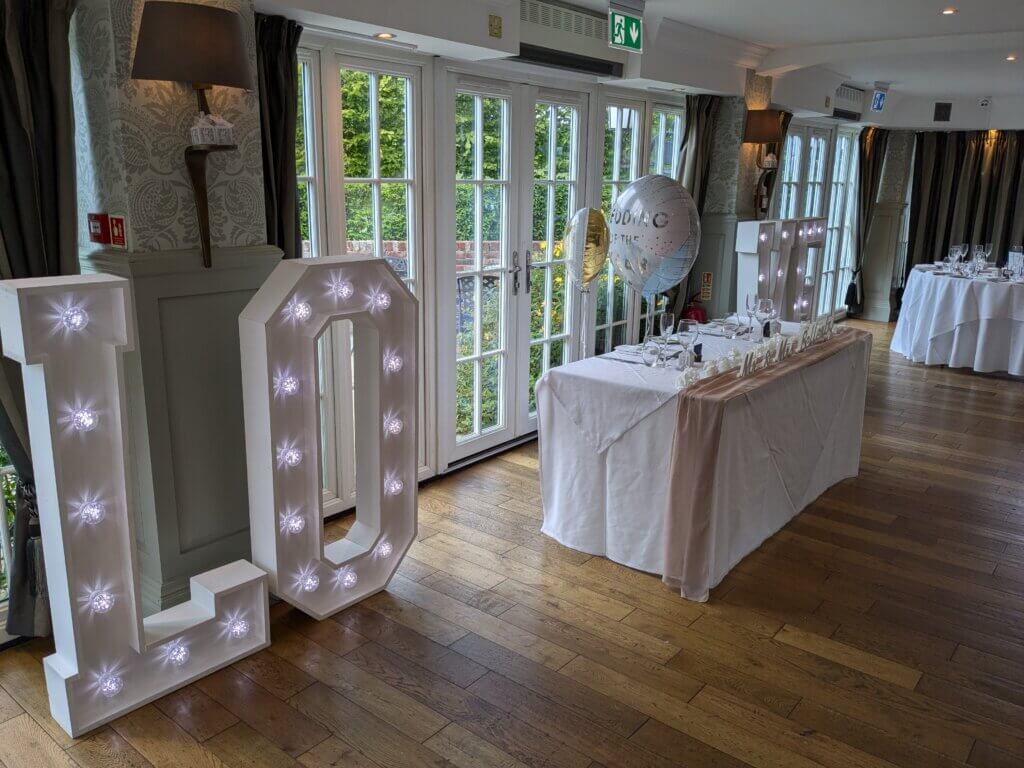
[0,275,269,736]
[240,256,418,619]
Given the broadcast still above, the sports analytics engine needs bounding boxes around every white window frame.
[819,127,860,317]
[0,465,12,643]
[300,35,437,513]
[774,121,832,221]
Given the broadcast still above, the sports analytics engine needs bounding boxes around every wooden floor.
[2,320,1024,767]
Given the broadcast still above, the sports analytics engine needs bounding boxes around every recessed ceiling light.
[941,6,957,14]
[374,32,396,40]
[1008,54,1019,61]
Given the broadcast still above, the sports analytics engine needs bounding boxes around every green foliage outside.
[0,446,14,601]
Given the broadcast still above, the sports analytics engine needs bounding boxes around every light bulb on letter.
[384,477,403,496]
[164,640,189,667]
[61,306,89,332]
[275,375,299,396]
[87,590,115,614]
[301,573,319,592]
[383,353,403,374]
[97,673,123,698]
[374,539,393,559]
[278,446,302,467]
[336,568,358,589]
[280,511,305,534]
[79,500,106,525]
[227,618,250,639]
[71,408,97,432]
[284,299,312,322]
[328,276,354,300]
[383,416,403,436]
[371,290,391,311]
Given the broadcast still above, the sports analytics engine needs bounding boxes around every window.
[777,133,803,219]
[454,91,508,441]
[819,128,859,316]
[648,106,685,178]
[340,66,417,291]
[528,101,578,414]
[296,57,321,258]
[776,123,831,220]
[594,104,640,355]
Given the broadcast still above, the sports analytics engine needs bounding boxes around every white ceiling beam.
[758,30,1024,76]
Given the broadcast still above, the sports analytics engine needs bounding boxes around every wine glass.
[745,292,758,337]
[755,298,774,343]
[659,311,676,343]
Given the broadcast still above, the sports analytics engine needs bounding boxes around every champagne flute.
[745,292,758,337]
[755,298,774,343]
[659,311,676,344]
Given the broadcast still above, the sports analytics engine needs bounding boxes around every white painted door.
[439,74,589,464]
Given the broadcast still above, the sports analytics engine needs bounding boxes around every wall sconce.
[743,109,788,220]
[131,1,253,268]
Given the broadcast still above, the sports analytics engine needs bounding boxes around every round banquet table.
[891,267,1024,375]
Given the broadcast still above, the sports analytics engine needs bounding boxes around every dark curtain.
[0,0,79,637]
[906,130,1024,282]
[846,126,889,315]
[669,94,722,316]
[256,13,302,260]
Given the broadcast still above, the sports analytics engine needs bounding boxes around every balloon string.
[579,289,589,360]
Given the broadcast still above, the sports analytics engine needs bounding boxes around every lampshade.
[131,1,252,90]
[743,109,786,144]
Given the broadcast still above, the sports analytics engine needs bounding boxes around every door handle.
[509,250,521,295]
[525,250,532,294]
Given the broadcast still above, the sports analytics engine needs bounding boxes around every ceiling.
[562,0,1024,96]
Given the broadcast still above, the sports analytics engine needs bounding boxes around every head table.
[892,265,1024,375]
[536,324,872,601]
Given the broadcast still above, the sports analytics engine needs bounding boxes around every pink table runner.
[663,328,872,599]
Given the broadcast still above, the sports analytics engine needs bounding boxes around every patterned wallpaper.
[736,70,773,219]
[877,130,916,205]
[71,0,266,254]
[704,96,746,216]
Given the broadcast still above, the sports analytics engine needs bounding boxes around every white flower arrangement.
[676,367,701,389]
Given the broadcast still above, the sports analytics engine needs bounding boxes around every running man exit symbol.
[608,8,642,52]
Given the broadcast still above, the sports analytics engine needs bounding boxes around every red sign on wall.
[87,213,110,244]
[110,215,127,248]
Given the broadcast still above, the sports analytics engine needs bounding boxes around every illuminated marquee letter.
[240,256,418,619]
[0,275,269,737]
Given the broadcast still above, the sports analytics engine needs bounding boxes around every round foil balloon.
[564,207,609,289]
[608,174,701,298]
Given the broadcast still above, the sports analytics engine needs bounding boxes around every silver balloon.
[608,174,701,298]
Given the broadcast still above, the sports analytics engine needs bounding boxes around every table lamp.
[743,109,786,219]
[131,1,253,267]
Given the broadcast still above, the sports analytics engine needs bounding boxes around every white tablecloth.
[892,268,1024,375]
[536,327,871,601]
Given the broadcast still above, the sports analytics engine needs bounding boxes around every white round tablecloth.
[891,267,1024,375]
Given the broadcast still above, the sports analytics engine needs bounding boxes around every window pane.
[554,105,574,180]
[296,63,309,177]
[550,263,567,335]
[345,183,374,255]
[481,184,503,268]
[594,327,607,356]
[618,110,636,180]
[530,266,545,340]
[378,74,408,179]
[381,183,409,278]
[534,104,550,179]
[481,97,504,180]
[481,274,501,354]
[456,360,475,437]
[553,183,570,260]
[532,184,547,255]
[455,184,475,271]
[455,93,475,180]
[340,68,371,178]
[480,355,500,431]
[595,268,609,325]
[298,181,313,257]
[456,276,476,358]
[528,344,542,414]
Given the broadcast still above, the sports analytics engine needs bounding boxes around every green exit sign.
[608,8,642,52]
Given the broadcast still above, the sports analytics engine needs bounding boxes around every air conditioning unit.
[517,0,627,77]
[832,85,865,121]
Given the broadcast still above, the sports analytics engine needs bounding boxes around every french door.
[439,72,589,463]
